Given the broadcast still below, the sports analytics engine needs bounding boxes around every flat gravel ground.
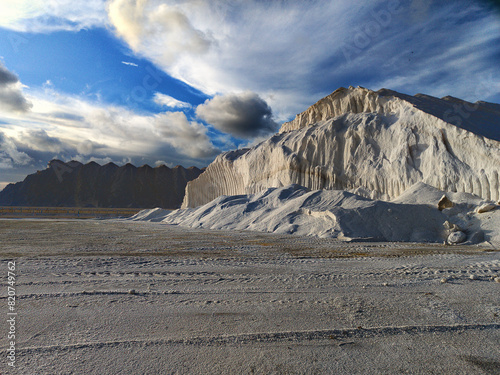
[0,219,499,374]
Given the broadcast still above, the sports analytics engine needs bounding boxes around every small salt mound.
[129,207,172,222]
[393,183,499,246]
[129,183,499,246]
[162,185,447,243]
[392,182,483,207]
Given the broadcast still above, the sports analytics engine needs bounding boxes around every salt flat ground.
[0,219,499,374]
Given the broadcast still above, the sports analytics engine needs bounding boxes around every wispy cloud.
[153,93,191,109]
[107,0,500,118]
[1,1,499,120]
[0,0,107,32]
[2,1,498,120]
[121,61,138,67]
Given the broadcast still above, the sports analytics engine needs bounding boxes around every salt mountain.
[183,86,500,208]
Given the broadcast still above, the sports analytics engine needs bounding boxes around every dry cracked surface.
[0,219,499,374]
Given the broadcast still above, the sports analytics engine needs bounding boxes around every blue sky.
[0,28,210,112]
[0,0,499,189]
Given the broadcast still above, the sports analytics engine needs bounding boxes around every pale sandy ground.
[0,219,499,374]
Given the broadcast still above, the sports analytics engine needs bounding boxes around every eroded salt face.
[183,87,500,209]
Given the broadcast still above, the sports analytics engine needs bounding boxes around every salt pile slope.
[169,185,447,242]
[135,183,499,245]
[129,207,172,222]
[182,87,500,208]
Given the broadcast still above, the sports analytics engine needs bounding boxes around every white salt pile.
[182,87,500,209]
[129,207,172,222]
[130,182,499,246]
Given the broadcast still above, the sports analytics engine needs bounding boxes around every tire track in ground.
[5,323,500,354]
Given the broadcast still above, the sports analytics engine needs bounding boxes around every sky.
[0,0,499,190]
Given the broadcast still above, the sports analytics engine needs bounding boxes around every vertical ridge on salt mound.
[183,87,500,208]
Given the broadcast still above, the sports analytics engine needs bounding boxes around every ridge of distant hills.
[0,160,204,208]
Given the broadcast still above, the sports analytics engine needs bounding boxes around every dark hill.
[0,160,204,208]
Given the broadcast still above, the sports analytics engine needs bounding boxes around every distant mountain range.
[0,160,204,208]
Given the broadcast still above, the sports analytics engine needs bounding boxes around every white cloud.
[106,0,379,118]
[107,0,211,65]
[366,4,500,102]
[107,0,500,120]
[19,129,64,153]
[0,131,32,168]
[0,0,107,32]
[154,160,171,167]
[1,0,498,124]
[0,84,222,173]
[153,92,191,108]
[154,111,219,158]
[77,139,98,155]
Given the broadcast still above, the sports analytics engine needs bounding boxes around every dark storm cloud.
[196,92,278,139]
[20,129,64,153]
[0,64,20,85]
[0,63,32,112]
